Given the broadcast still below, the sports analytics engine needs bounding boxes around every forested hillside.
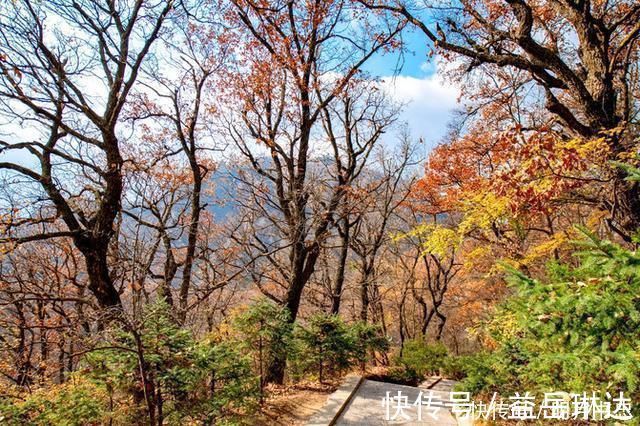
[0,0,638,424]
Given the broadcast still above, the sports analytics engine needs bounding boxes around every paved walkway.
[307,375,364,426]
[334,377,459,425]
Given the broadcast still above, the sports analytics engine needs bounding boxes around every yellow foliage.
[473,309,520,349]
[206,321,233,342]
[563,135,609,159]
[586,209,609,229]
[421,225,461,258]
[521,231,568,266]
[394,223,460,258]
[462,245,492,272]
[458,191,509,236]
[0,375,122,425]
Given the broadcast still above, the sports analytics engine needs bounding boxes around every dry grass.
[249,381,336,425]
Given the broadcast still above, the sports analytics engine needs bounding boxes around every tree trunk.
[331,219,350,314]
[609,166,640,242]
[79,242,122,310]
[264,244,305,385]
[178,163,203,322]
[266,238,323,384]
[264,356,286,385]
[360,280,370,323]
[435,310,447,341]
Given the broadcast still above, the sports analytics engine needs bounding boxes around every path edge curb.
[306,375,365,426]
[328,376,364,426]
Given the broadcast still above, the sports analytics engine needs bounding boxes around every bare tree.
[127,15,228,322]
[0,236,94,388]
[0,0,174,311]
[349,141,418,321]
[221,0,403,384]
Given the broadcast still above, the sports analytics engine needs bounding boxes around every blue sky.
[364,28,436,78]
[362,29,460,151]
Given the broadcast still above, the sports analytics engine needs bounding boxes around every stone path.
[307,375,364,426]
[334,377,459,425]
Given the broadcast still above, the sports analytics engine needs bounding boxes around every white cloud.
[419,60,437,74]
[381,61,460,149]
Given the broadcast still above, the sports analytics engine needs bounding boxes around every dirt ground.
[251,382,336,425]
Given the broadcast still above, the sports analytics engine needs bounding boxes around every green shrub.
[186,339,259,424]
[293,314,354,382]
[290,314,389,382]
[88,300,259,424]
[440,355,471,381]
[449,352,507,394]
[351,321,391,365]
[382,365,422,386]
[232,299,292,391]
[396,339,447,379]
[0,301,259,425]
[460,229,640,410]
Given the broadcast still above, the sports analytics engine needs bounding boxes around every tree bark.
[78,240,122,309]
[331,218,350,314]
